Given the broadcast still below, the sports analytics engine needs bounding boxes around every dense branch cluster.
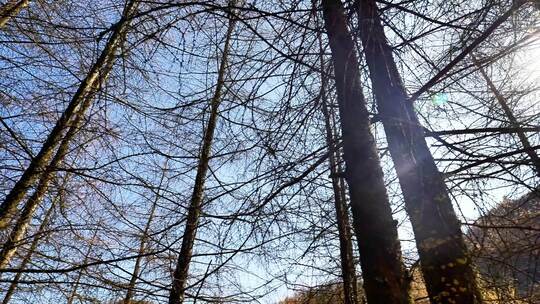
[0,0,538,303]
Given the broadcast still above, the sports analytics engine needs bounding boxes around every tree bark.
[0,0,131,267]
[168,5,236,304]
[0,0,30,28]
[320,1,412,303]
[354,0,480,303]
[0,75,107,268]
[0,0,138,229]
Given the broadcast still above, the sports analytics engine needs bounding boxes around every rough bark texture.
[321,1,412,303]
[471,54,540,175]
[0,0,138,229]
[168,6,236,304]
[0,0,30,28]
[354,0,480,303]
[321,81,360,304]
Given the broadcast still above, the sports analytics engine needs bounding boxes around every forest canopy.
[0,0,539,303]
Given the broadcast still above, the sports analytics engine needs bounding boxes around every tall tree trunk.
[318,32,359,304]
[1,184,60,304]
[354,0,479,303]
[471,54,540,175]
[168,5,236,304]
[0,75,107,268]
[321,95,360,304]
[320,1,411,303]
[0,0,129,266]
[123,165,165,304]
[0,0,30,28]
[0,0,138,229]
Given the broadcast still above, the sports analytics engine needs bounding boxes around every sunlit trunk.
[0,84,103,268]
[1,188,59,304]
[0,0,30,28]
[0,0,138,229]
[354,0,480,302]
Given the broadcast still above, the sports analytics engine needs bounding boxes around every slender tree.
[0,51,119,268]
[66,229,99,304]
[320,68,360,304]
[471,54,540,175]
[168,3,237,303]
[0,0,538,302]
[1,179,61,304]
[123,164,166,304]
[320,0,411,303]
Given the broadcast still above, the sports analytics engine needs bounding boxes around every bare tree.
[320,60,360,304]
[0,1,538,303]
[0,0,139,229]
[471,53,540,175]
[123,162,167,304]
[1,175,65,304]
[168,3,237,303]
[320,0,411,303]
[354,0,481,302]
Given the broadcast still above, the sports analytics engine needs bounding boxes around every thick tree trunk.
[318,32,359,303]
[320,1,411,303]
[0,0,30,28]
[0,0,138,229]
[354,0,479,303]
[471,54,540,175]
[168,6,236,304]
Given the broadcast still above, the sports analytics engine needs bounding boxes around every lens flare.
[431,92,449,106]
